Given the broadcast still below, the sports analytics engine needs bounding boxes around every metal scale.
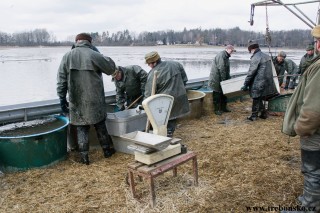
[125,94,182,165]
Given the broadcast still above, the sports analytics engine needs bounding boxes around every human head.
[112,66,122,81]
[75,33,92,43]
[247,40,259,53]
[145,51,160,68]
[311,25,320,52]
[276,51,286,63]
[305,43,315,56]
[225,45,236,55]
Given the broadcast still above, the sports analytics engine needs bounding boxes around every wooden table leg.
[173,167,177,177]
[128,170,136,197]
[149,176,156,207]
[192,156,198,186]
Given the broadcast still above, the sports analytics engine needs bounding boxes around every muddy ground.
[0,99,302,213]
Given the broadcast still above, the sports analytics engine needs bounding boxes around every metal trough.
[0,115,69,173]
[268,94,293,112]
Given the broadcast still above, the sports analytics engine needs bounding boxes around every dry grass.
[0,99,302,213]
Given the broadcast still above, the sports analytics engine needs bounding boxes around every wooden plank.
[137,151,195,174]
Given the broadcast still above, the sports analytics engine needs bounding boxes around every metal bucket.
[268,94,293,112]
[197,87,214,115]
[0,115,69,173]
[180,90,206,120]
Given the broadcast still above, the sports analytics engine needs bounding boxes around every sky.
[1,0,319,41]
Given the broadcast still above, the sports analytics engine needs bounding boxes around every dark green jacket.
[208,50,231,93]
[57,40,116,125]
[144,61,189,119]
[272,56,288,85]
[114,65,147,108]
[285,58,298,81]
[244,49,277,99]
[299,53,314,75]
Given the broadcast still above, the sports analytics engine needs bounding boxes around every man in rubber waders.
[112,65,148,111]
[57,33,117,165]
[241,40,278,121]
[208,45,236,115]
[144,51,189,137]
[282,25,320,213]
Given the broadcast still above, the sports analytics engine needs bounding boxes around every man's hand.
[241,85,249,91]
[114,105,125,112]
[60,97,69,113]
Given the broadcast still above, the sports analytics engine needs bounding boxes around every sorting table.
[127,151,198,207]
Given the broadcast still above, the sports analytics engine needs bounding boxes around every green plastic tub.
[0,115,69,173]
[268,94,293,112]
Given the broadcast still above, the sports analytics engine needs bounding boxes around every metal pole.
[293,5,316,26]
[275,0,315,28]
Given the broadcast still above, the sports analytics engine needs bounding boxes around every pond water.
[0,46,305,106]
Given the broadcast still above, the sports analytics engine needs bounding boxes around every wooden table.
[127,151,198,207]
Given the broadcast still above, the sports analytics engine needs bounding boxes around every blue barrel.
[0,115,69,173]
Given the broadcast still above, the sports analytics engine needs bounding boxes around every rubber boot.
[213,103,222,115]
[77,125,90,165]
[94,119,116,158]
[247,98,260,121]
[221,102,231,112]
[80,152,90,165]
[167,119,176,137]
[259,110,268,119]
[247,113,258,121]
[213,92,222,115]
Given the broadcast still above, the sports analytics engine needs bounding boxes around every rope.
[265,3,273,58]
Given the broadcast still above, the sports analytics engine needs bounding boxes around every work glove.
[60,97,69,113]
[288,80,294,89]
[114,105,125,112]
[241,85,249,91]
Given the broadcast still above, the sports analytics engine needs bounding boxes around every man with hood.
[241,40,278,121]
[57,33,116,165]
[112,65,148,111]
[282,25,320,213]
[208,45,236,115]
[144,51,189,137]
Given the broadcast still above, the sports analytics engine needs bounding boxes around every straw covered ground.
[0,99,302,213]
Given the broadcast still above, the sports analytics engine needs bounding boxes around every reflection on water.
[0,46,306,106]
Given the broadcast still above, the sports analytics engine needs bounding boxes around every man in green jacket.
[208,45,236,115]
[57,33,116,165]
[282,25,320,212]
[144,51,189,137]
[112,65,148,111]
[272,51,288,87]
[299,44,315,75]
[284,57,299,90]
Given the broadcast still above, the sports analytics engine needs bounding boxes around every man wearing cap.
[208,45,236,115]
[241,40,278,121]
[284,57,299,90]
[282,25,320,213]
[272,51,288,87]
[57,33,117,165]
[112,65,148,111]
[144,51,189,137]
[299,44,315,75]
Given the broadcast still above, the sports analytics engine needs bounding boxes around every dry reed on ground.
[0,100,302,213]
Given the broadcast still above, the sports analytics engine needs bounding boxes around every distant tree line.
[0,27,314,48]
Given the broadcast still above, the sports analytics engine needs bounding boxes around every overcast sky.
[1,0,319,41]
